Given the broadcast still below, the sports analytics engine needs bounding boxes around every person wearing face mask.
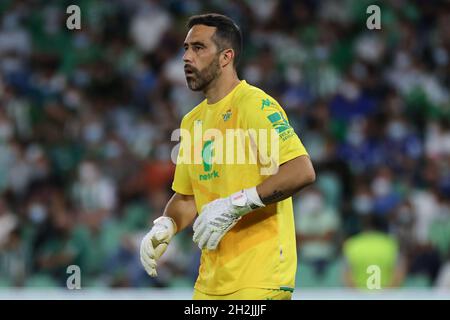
[0,110,14,143]
[34,211,72,283]
[0,196,16,244]
[383,117,422,173]
[72,160,117,232]
[0,226,27,287]
[371,167,402,217]
[294,188,340,281]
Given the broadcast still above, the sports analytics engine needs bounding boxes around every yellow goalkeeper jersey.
[172,80,308,295]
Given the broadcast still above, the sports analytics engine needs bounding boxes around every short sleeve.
[239,91,309,168]
[171,118,194,195]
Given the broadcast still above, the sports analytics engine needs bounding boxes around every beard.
[185,55,221,91]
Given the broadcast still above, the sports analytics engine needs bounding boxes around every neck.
[204,71,240,104]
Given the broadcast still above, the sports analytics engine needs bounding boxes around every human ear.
[220,49,234,68]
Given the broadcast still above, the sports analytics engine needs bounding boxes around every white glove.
[140,216,177,277]
[193,187,265,250]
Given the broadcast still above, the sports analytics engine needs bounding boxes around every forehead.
[184,24,216,44]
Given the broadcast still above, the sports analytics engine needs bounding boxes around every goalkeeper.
[140,13,315,300]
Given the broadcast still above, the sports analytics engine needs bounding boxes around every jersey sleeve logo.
[260,98,276,110]
[267,112,292,133]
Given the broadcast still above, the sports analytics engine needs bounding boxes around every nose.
[183,49,193,65]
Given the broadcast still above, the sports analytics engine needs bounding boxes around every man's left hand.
[192,188,264,250]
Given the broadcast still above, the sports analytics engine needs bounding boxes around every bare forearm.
[162,192,197,233]
[257,155,315,205]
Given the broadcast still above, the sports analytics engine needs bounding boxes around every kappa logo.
[261,98,276,110]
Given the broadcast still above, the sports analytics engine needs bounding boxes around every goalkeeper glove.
[140,216,177,277]
[192,187,265,250]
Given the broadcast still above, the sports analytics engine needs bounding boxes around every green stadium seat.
[24,274,58,287]
[169,276,194,288]
[429,219,450,257]
[296,263,321,288]
[402,274,431,288]
[323,259,344,287]
[0,277,11,287]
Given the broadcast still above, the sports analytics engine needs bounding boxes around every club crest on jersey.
[222,109,232,122]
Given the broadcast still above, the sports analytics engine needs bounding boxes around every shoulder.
[234,81,279,107]
[180,99,206,128]
[343,234,361,252]
[383,234,399,248]
[234,81,283,118]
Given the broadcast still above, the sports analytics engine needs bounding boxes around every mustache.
[184,65,198,73]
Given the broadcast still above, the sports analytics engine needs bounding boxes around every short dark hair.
[187,13,242,68]
[362,214,389,233]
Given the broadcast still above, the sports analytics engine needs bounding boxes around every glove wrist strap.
[153,216,178,235]
[231,187,265,217]
[244,187,265,209]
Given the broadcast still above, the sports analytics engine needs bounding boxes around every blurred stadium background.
[0,0,449,299]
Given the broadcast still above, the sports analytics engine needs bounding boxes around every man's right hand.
[140,216,177,277]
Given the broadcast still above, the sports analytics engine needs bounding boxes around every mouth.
[184,66,195,77]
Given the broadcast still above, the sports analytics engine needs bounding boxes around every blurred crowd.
[0,0,449,289]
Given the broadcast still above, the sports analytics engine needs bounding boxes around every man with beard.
[140,13,316,300]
